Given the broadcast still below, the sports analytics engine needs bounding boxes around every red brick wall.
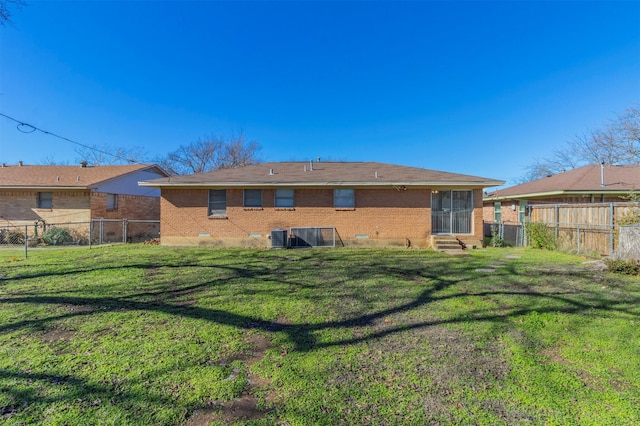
[482,201,520,224]
[160,187,485,247]
[90,193,160,220]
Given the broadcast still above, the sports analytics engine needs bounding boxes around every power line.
[0,112,138,164]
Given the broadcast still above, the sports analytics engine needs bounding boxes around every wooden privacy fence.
[529,202,638,256]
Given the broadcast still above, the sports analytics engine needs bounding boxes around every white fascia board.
[485,189,632,202]
[139,180,504,188]
[0,186,89,190]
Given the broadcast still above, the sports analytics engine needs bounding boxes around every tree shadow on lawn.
[0,367,181,423]
[1,252,639,423]
[2,259,638,351]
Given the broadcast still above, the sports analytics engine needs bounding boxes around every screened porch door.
[431,190,473,234]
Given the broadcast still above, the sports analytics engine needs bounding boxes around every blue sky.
[1,0,639,186]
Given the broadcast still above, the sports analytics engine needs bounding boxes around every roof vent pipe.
[374,171,378,179]
[269,168,274,176]
[18,161,23,166]
[309,160,314,171]
[600,162,605,187]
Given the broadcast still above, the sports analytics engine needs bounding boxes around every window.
[37,192,52,209]
[208,190,227,216]
[275,188,294,208]
[494,202,501,222]
[518,201,527,224]
[244,189,262,208]
[334,189,355,208]
[106,193,118,211]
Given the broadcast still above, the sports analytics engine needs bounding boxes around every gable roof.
[0,164,167,190]
[140,161,504,188]
[485,164,640,201]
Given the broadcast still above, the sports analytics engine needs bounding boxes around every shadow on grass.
[0,368,175,407]
[1,249,639,422]
[2,256,638,352]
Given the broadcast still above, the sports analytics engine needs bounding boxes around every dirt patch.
[186,395,266,426]
[184,333,275,425]
[41,326,74,344]
[327,324,523,423]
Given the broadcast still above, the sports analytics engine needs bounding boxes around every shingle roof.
[487,164,640,200]
[0,164,165,189]
[140,161,504,188]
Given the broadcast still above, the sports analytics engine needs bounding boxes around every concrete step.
[431,235,465,252]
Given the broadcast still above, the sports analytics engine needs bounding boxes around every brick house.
[140,161,504,248]
[0,163,168,234]
[483,164,640,224]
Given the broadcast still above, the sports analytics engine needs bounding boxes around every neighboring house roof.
[485,164,640,201]
[139,161,505,188]
[0,163,168,190]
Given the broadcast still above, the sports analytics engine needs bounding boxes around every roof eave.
[484,189,634,202]
[0,186,91,190]
[140,180,505,188]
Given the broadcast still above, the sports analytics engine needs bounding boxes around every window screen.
[244,189,262,207]
[275,189,294,208]
[106,193,118,211]
[37,192,53,209]
[208,190,227,216]
[334,189,354,208]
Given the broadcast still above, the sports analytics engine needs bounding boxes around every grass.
[0,245,639,425]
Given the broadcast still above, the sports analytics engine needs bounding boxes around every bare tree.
[520,107,640,182]
[39,155,71,166]
[0,0,27,25]
[219,133,261,169]
[157,132,261,175]
[74,144,148,166]
[615,107,640,162]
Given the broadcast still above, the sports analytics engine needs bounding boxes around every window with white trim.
[244,189,262,208]
[208,190,227,216]
[334,189,355,208]
[494,202,501,222]
[275,188,294,208]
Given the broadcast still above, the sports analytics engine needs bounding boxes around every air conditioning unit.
[270,229,288,249]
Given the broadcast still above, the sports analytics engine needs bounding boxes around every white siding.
[94,169,164,197]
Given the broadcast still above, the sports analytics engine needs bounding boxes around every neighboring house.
[139,161,504,248]
[0,163,168,231]
[483,164,640,224]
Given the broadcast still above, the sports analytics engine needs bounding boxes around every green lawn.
[0,245,638,425]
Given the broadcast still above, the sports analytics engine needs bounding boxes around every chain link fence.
[484,220,623,256]
[0,219,160,256]
[483,222,524,247]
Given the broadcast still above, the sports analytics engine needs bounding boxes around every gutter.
[484,189,633,202]
[139,180,506,188]
[0,186,91,190]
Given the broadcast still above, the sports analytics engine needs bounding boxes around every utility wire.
[0,112,138,164]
